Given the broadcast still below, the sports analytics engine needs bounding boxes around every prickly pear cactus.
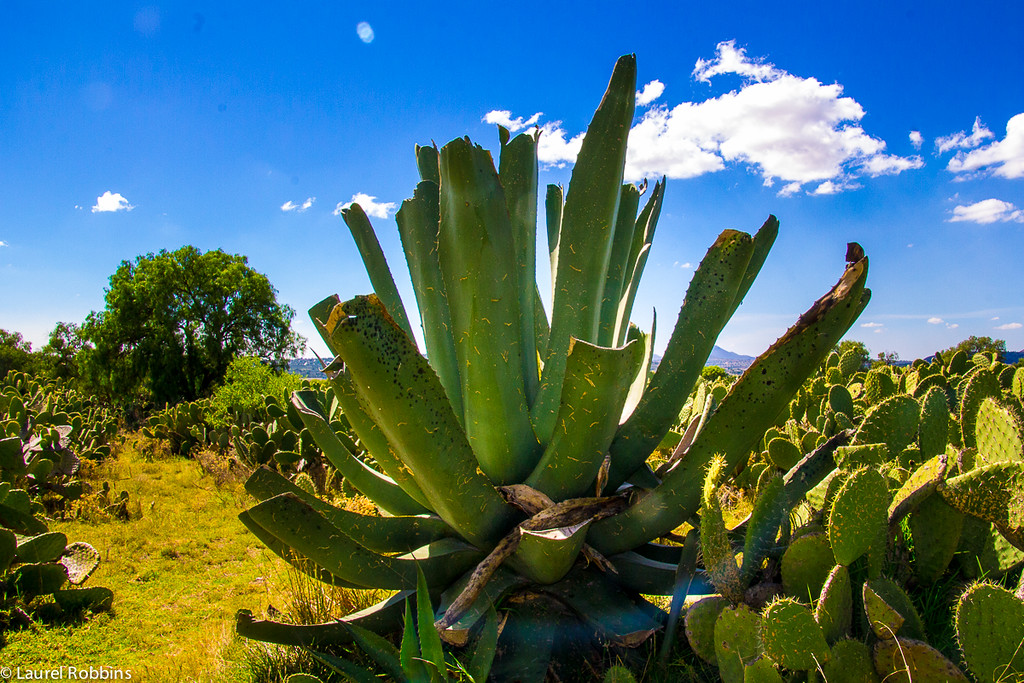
[760,597,830,671]
[828,467,890,566]
[814,564,852,643]
[974,396,1023,464]
[714,603,762,683]
[781,532,834,602]
[955,582,1024,682]
[821,638,880,683]
[684,595,729,664]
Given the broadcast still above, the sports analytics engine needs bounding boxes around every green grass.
[1,437,303,680]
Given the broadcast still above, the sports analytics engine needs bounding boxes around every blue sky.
[2,1,1023,361]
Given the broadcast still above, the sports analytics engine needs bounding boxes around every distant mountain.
[650,345,755,375]
[707,345,755,362]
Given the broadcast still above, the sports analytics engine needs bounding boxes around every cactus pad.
[872,637,968,682]
[714,603,762,683]
[59,541,101,585]
[781,532,835,602]
[767,437,802,471]
[955,582,1024,682]
[975,397,1023,465]
[863,369,896,404]
[960,368,1002,449]
[760,597,830,670]
[909,494,963,583]
[821,638,881,683]
[742,657,783,683]
[918,385,951,458]
[862,577,925,640]
[941,461,1024,536]
[828,467,890,567]
[684,595,728,664]
[814,563,852,643]
[855,394,920,457]
[829,385,855,418]
[834,443,889,471]
[887,453,948,524]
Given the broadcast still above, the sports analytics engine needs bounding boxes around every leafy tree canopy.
[939,335,1007,361]
[0,329,38,378]
[80,246,304,407]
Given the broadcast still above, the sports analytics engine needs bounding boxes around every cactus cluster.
[678,341,1024,681]
[0,466,112,630]
[235,55,872,681]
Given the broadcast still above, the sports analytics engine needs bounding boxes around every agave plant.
[236,54,870,679]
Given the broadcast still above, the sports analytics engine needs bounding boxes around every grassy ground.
[1,437,300,681]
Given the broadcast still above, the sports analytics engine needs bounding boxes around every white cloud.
[861,322,884,328]
[491,41,921,194]
[692,41,783,83]
[996,322,1023,330]
[949,323,959,329]
[936,116,994,154]
[635,80,665,106]
[281,197,315,213]
[909,131,923,149]
[483,110,541,133]
[356,21,374,43]
[335,193,396,219]
[0,241,7,247]
[927,317,944,324]
[91,191,134,213]
[673,261,693,269]
[948,198,1024,224]
[945,113,1024,179]
[536,122,585,167]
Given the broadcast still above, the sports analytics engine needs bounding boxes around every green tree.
[0,329,38,377]
[37,322,88,382]
[939,335,1007,361]
[80,246,304,407]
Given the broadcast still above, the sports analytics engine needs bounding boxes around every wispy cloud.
[927,317,944,324]
[0,240,7,247]
[635,80,665,106]
[948,198,1024,224]
[945,113,1024,179]
[281,197,315,212]
[489,41,922,194]
[996,322,1023,330]
[909,131,923,149]
[92,191,134,213]
[935,116,994,154]
[335,193,396,219]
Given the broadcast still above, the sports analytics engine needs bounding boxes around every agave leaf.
[598,183,643,347]
[499,131,541,405]
[307,651,379,683]
[342,620,408,682]
[465,602,500,683]
[341,203,415,341]
[245,466,455,554]
[415,565,446,683]
[534,54,637,442]
[238,510,363,588]
[594,255,870,554]
[400,600,429,683]
[438,137,542,484]
[415,143,440,185]
[292,389,429,515]
[510,520,592,585]
[613,179,665,346]
[525,337,643,500]
[544,183,563,294]
[235,591,412,647]
[396,180,463,421]
[607,229,756,489]
[245,493,483,590]
[324,295,516,545]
